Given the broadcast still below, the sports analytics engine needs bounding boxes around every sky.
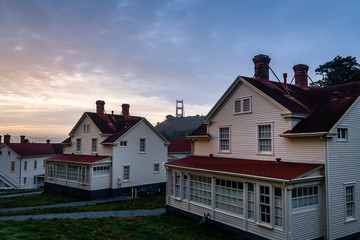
[0,0,359,142]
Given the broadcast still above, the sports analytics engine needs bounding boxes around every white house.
[0,135,62,189]
[44,101,169,199]
[165,54,360,240]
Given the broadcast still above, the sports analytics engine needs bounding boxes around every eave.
[280,132,328,138]
[185,134,211,142]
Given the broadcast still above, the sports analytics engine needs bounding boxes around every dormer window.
[234,97,252,114]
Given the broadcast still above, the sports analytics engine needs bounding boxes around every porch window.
[292,186,318,208]
[247,183,255,220]
[93,166,110,175]
[215,178,244,215]
[274,187,283,227]
[190,175,212,206]
[259,185,271,224]
[183,174,188,200]
[67,165,79,181]
[56,164,66,179]
[175,172,181,198]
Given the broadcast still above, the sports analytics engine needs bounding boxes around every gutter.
[280,132,328,138]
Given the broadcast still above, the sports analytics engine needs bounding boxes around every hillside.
[155,115,205,139]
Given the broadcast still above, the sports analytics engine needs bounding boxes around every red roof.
[168,139,191,153]
[6,143,62,157]
[46,154,110,164]
[166,156,322,181]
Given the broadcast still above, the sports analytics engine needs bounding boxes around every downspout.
[324,140,331,240]
[19,157,22,188]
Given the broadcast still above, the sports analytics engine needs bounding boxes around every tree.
[314,56,360,87]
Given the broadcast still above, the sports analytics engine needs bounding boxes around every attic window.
[234,97,252,114]
[83,124,91,133]
[120,141,127,147]
[337,128,348,141]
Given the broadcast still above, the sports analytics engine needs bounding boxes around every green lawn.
[0,192,85,208]
[0,214,249,240]
[0,193,165,216]
[0,189,43,196]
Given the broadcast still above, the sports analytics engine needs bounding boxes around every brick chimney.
[293,64,309,88]
[252,54,271,80]
[122,104,130,119]
[20,135,26,144]
[0,135,2,144]
[96,100,105,116]
[4,134,11,145]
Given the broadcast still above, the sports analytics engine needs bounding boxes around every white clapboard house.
[45,101,169,199]
[165,54,360,240]
[0,135,62,189]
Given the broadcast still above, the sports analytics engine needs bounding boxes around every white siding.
[193,82,325,164]
[326,99,360,239]
[292,209,322,239]
[112,120,167,190]
[0,146,20,188]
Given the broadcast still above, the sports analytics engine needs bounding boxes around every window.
[345,185,355,220]
[337,128,348,140]
[76,139,81,152]
[259,185,271,224]
[120,141,127,147]
[80,166,89,184]
[24,161,27,171]
[10,162,15,171]
[175,172,181,198]
[234,97,251,114]
[219,127,230,152]
[190,175,212,206]
[139,138,145,152]
[92,139,97,153]
[247,183,255,220]
[153,163,160,173]
[33,176,37,185]
[215,178,244,215]
[67,165,79,181]
[83,123,91,132]
[56,164,66,179]
[23,177,27,185]
[183,174,188,200]
[292,186,319,208]
[123,166,130,181]
[0,151,2,155]
[274,187,283,227]
[93,166,110,175]
[258,124,272,153]
[47,163,55,178]
[34,160,37,169]
[8,151,11,156]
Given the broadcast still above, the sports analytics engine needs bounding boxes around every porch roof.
[165,156,323,181]
[46,154,111,164]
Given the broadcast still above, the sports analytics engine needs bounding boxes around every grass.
[0,213,249,240]
[0,192,85,209]
[0,193,165,216]
[0,189,43,196]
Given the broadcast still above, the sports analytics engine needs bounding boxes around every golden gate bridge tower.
[176,100,184,117]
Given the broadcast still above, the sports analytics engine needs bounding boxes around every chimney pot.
[0,135,2,144]
[20,135,26,144]
[252,54,271,80]
[293,64,309,88]
[122,104,130,119]
[4,134,11,145]
[96,100,105,116]
[46,139,51,144]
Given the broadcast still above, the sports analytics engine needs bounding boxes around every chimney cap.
[252,54,271,64]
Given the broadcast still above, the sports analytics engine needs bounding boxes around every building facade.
[165,55,360,240]
[44,101,169,199]
[0,135,62,189]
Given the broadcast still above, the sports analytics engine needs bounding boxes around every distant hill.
[155,115,205,139]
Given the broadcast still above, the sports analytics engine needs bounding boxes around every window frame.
[34,160,37,170]
[153,163,160,173]
[344,183,356,222]
[257,123,274,155]
[291,185,319,210]
[92,138,97,153]
[123,165,130,181]
[259,185,271,226]
[234,96,252,115]
[219,126,231,153]
[139,138,146,153]
[337,128,348,141]
[10,161,15,171]
[24,161,27,171]
[120,141,127,147]
[76,138,81,152]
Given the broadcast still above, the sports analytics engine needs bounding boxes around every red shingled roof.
[6,143,62,157]
[47,154,110,163]
[166,156,322,181]
[168,139,191,153]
